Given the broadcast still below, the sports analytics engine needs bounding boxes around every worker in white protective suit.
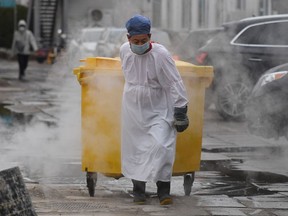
[11,20,38,80]
[120,15,189,205]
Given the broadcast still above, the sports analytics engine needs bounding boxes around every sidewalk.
[202,109,288,182]
[27,171,288,216]
[1,58,288,215]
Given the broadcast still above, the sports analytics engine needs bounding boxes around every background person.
[120,14,189,205]
[11,20,38,80]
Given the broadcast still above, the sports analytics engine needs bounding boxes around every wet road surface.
[1,58,288,215]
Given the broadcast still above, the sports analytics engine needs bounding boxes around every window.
[232,21,288,46]
[182,0,191,29]
[259,0,269,16]
[152,0,162,28]
[237,0,246,10]
[198,0,207,28]
[233,24,266,45]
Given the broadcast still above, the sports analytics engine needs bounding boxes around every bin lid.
[73,57,213,86]
[175,60,213,78]
[79,57,122,69]
[73,57,122,81]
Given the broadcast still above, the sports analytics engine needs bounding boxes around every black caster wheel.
[86,172,97,197]
[183,172,195,196]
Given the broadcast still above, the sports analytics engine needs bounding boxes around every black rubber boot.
[132,179,146,204]
[156,181,173,205]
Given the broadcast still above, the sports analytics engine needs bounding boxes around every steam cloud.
[0,53,82,181]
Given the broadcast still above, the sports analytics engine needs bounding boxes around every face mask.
[130,41,150,55]
[19,26,26,32]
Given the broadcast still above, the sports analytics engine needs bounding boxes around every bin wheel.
[86,172,97,197]
[183,172,195,196]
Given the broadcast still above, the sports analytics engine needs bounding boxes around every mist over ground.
[0,54,82,180]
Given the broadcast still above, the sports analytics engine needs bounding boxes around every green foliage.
[0,5,27,48]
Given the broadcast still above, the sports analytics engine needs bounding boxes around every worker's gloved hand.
[174,106,189,132]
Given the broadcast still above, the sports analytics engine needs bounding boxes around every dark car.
[245,63,288,141]
[195,15,288,120]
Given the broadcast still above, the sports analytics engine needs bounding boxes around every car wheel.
[216,81,251,121]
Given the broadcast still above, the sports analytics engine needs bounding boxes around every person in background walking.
[120,15,189,205]
[11,20,38,81]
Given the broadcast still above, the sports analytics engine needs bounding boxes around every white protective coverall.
[12,30,38,55]
[120,42,188,182]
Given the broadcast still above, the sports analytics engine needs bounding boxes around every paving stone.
[279,192,288,196]
[238,198,288,209]
[272,210,288,216]
[195,195,245,208]
[149,208,210,216]
[206,207,247,216]
[243,209,276,216]
[0,87,24,92]
[256,183,288,192]
[236,194,288,203]
[251,202,288,209]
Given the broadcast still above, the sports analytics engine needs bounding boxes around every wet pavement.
[1,58,288,215]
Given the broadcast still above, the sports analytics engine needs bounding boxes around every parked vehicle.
[151,29,189,60]
[245,63,288,141]
[73,28,178,58]
[162,29,188,50]
[96,28,127,57]
[175,28,221,62]
[69,27,106,57]
[151,28,172,49]
[66,27,181,68]
[66,27,106,68]
[195,15,288,120]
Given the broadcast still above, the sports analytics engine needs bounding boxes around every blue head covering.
[125,15,151,36]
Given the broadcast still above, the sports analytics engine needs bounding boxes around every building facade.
[152,0,276,31]
[63,0,287,32]
[28,0,288,48]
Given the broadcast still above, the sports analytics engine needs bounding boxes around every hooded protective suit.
[120,42,188,182]
[11,20,38,55]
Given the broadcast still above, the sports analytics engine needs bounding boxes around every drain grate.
[37,202,109,210]
[37,176,86,184]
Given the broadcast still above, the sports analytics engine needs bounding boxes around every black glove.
[174,106,189,132]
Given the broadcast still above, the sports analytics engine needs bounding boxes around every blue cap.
[125,15,151,36]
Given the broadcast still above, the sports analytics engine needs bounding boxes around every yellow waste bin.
[73,57,213,197]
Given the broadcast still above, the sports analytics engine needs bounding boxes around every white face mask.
[130,41,150,55]
[19,26,26,32]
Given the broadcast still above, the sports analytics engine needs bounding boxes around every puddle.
[203,180,275,197]
[201,160,286,197]
[195,172,276,197]
[0,103,13,125]
[0,103,34,126]
[0,103,57,127]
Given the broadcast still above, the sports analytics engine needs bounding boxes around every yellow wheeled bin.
[73,57,213,197]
